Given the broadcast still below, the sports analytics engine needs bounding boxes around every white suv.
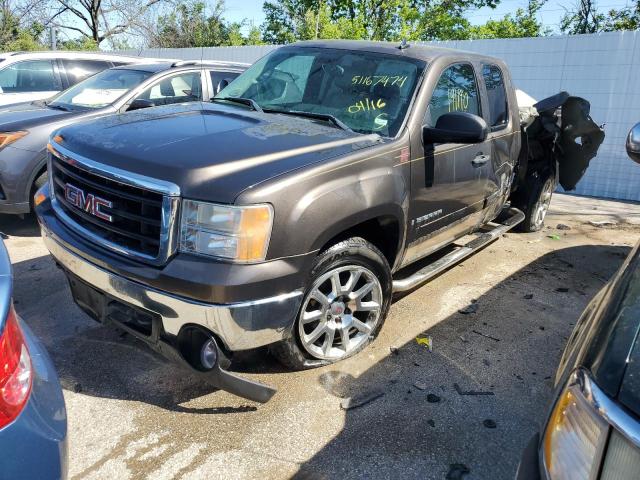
[0,51,142,106]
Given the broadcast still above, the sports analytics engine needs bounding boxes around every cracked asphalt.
[3,193,640,480]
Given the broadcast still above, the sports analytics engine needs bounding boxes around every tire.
[271,237,392,370]
[516,171,555,233]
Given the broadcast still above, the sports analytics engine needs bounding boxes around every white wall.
[120,31,640,202]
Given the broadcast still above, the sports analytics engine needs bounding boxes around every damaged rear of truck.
[512,91,605,231]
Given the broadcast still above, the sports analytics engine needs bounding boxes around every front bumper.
[37,194,305,352]
[43,228,303,352]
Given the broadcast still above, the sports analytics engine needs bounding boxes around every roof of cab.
[113,60,249,73]
[0,51,142,62]
[290,40,502,64]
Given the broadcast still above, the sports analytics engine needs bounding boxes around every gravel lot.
[3,193,640,480]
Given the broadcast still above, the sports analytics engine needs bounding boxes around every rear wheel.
[271,237,392,370]
[517,172,555,232]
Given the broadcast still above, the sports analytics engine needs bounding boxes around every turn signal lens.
[0,131,28,149]
[0,307,32,428]
[543,374,608,480]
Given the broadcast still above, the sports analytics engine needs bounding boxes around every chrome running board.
[392,208,525,293]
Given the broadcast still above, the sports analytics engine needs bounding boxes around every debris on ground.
[458,301,479,314]
[427,393,441,403]
[556,287,569,293]
[556,223,571,230]
[471,330,500,342]
[389,346,399,355]
[459,335,468,343]
[524,293,534,299]
[340,390,385,410]
[446,463,470,480]
[589,219,619,227]
[454,383,495,396]
[483,419,497,429]
[427,419,435,427]
[547,234,561,240]
[413,381,428,391]
[73,383,82,393]
[415,334,433,351]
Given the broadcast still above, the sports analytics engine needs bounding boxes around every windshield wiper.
[212,97,263,113]
[45,102,71,112]
[264,109,353,133]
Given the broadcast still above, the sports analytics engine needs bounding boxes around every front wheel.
[517,172,555,232]
[271,237,392,370]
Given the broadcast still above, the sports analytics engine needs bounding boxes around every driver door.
[405,63,491,263]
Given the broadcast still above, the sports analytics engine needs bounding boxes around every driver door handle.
[472,153,490,167]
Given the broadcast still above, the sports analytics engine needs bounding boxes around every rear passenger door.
[59,59,112,88]
[481,63,515,204]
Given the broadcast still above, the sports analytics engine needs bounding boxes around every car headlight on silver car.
[543,368,640,480]
[179,200,273,262]
[543,371,609,480]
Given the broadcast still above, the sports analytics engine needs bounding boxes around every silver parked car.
[0,60,247,214]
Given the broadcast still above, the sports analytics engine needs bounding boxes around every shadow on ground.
[291,244,630,479]
[7,232,633,476]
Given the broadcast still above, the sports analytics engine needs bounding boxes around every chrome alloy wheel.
[533,177,555,229]
[298,265,383,360]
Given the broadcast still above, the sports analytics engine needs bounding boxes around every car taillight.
[0,306,32,428]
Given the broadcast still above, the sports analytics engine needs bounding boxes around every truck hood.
[0,101,82,131]
[54,102,381,203]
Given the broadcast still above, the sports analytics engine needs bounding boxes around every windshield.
[216,47,426,137]
[48,68,153,110]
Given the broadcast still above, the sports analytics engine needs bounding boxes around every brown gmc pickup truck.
[35,41,604,402]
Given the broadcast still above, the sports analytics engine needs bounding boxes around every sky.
[222,0,635,34]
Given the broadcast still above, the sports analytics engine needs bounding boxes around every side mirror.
[127,98,155,111]
[423,112,489,144]
[626,122,640,164]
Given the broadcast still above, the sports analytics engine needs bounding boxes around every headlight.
[180,200,273,262]
[543,371,609,480]
[0,131,27,149]
[600,429,640,479]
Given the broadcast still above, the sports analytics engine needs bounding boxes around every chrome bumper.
[42,233,303,351]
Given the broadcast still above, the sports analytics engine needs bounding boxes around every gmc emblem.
[64,183,113,222]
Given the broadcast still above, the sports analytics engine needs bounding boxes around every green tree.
[602,1,640,31]
[470,0,550,39]
[261,0,502,43]
[560,0,605,34]
[59,36,99,50]
[1,1,44,51]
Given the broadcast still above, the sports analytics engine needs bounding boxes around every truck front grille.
[51,155,165,259]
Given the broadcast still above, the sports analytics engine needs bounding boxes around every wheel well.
[320,216,400,268]
[31,164,47,192]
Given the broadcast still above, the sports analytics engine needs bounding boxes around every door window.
[134,72,202,106]
[482,64,508,129]
[0,60,59,93]
[209,71,241,95]
[61,59,111,85]
[426,63,480,127]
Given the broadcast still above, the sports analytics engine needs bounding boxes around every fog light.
[200,339,218,369]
